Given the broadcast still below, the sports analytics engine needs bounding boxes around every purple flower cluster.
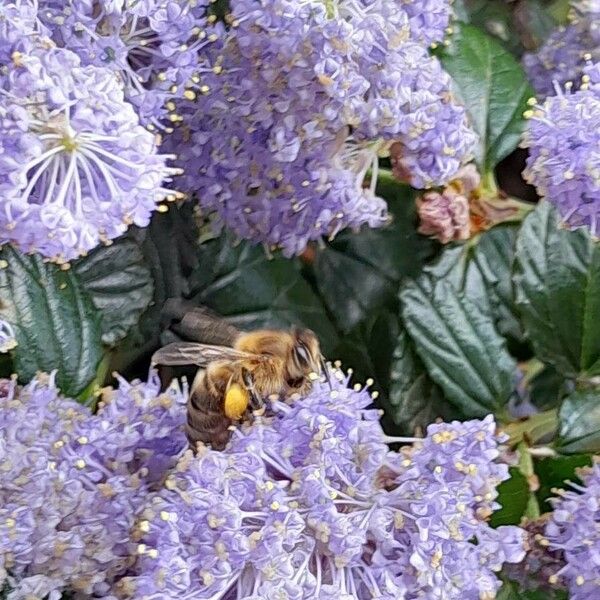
[544,462,600,598]
[160,0,476,255]
[402,0,454,46]
[0,373,187,599]
[123,372,525,599]
[0,0,475,257]
[0,2,179,262]
[523,0,600,97]
[37,0,221,127]
[522,62,600,235]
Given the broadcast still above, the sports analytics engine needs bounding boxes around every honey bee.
[151,307,329,450]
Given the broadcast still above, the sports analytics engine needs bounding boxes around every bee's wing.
[162,299,241,346]
[151,342,260,368]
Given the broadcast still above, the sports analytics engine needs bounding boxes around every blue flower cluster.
[0,373,187,599]
[523,0,600,97]
[522,61,600,235]
[0,0,476,260]
[164,0,476,255]
[123,373,525,600]
[0,1,181,263]
[544,463,600,599]
[0,370,524,599]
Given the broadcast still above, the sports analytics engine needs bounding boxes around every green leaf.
[313,177,435,333]
[332,310,401,391]
[436,22,534,170]
[513,201,600,379]
[111,204,200,373]
[557,389,600,453]
[0,246,102,396]
[497,580,567,600]
[535,454,593,510]
[386,329,455,434]
[489,466,529,526]
[512,0,557,51]
[409,242,490,311]
[137,204,199,327]
[529,365,566,411]
[74,239,153,346]
[190,235,339,355]
[400,277,516,416]
[463,0,523,54]
[473,225,524,341]
[0,354,12,379]
[417,225,523,342]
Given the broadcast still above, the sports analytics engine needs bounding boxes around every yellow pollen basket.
[224,382,250,420]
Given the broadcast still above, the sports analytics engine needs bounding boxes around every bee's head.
[287,328,330,390]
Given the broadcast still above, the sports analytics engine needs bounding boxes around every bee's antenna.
[320,356,332,390]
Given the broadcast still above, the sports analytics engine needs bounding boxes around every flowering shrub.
[0,0,599,598]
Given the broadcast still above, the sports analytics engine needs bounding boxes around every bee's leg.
[242,368,264,410]
[320,355,332,389]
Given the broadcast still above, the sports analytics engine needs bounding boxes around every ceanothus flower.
[38,0,221,125]
[122,369,525,600]
[523,1,600,97]
[166,0,475,255]
[521,66,600,234]
[542,462,600,598]
[0,38,180,262]
[401,0,453,46]
[0,372,187,599]
[0,0,44,62]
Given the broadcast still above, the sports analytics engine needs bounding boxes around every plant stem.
[518,441,541,520]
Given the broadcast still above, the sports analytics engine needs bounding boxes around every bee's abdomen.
[186,371,232,451]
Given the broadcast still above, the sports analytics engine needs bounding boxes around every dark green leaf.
[0,354,12,378]
[416,225,523,342]
[498,580,567,600]
[386,329,455,434]
[529,365,567,410]
[74,239,153,346]
[557,389,600,453]
[313,178,435,333]
[0,246,102,396]
[400,277,516,416]
[190,235,339,355]
[535,454,593,510]
[138,203,199,330]
[418,242,490,313]
[490,467,529,526]
[473,225,524,341]
[463,0,523,54]
[513,201,600,379]
[332,310,401,391]
[112,204,200,374]
[512,0,557,51]
[436,22,534,170]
